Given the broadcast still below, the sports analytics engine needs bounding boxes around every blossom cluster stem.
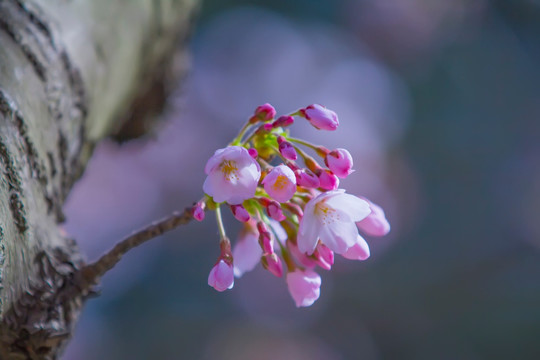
[215,205,227,239]
[231,122,253,145]
[287,137,318,151]
[80,206,199,287]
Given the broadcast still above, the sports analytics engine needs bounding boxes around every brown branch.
[80,206,196,286]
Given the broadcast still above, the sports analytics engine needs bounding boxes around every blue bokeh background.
[63,1,540,359]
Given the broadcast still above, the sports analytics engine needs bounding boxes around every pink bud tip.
[342,236,370,261]
[192,202,205,221]
[273,115,294,128]
[261,253,283,277]
[248,148,258,159]
[325,148,354,178]
[313,244,334,270]
[295,169,320,188]
[254,103,276,121]
[300,104,339,131]
[357,198,391,237]
[279,141,298,161]
[286,269,321,307]
[317,169,339,190]
[287,240,317,268]
[267,201,286,221]
[283,202,303,218]
[208,259,234,292]
[231,204,250,222]
[257,222,274,253]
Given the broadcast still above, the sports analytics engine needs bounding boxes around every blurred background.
[63,0,540,359]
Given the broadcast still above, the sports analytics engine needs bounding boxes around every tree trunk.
[0,0,198,358]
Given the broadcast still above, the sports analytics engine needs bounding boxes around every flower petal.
[319,220,358,254]
[326,193,371,222]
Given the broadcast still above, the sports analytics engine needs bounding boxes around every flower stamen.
[315,202,340,225]
[220,160,240,181]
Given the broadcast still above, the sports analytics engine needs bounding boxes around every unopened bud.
[257,222,274,253]
[317,169,339,190]
[267,201,286,221]
[273,115,294,128]
[261,253,283,277]
[295,169,320,188]
[231,204,250,222]
[279,141,298,161]
[192,202,205,221]
[248,148,258,159]
[249,103,276,123]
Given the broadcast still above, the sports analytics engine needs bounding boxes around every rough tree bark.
[0,0,199,358]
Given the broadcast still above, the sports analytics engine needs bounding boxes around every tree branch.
[80,206,198,287]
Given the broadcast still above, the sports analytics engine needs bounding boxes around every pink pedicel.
[317,169,340,190]
[342,235,370,261]
[300,104,339,131]
[262,164,297,203]
[231,204,250,222]
[192,202,205,221]
[357,198,391,237]
[261,253,283,278]
[208,259,234,292]
[203,146,261,205]
[286,269,322,307]
[325,148,354,178]
[297,190,371,255]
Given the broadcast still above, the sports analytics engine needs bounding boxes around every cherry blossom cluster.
[193,103,390,307]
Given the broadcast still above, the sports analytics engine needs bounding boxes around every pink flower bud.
[295,169,320,188]
[267,201,286,221]
[257,222,274,253]
[325,148,354,178]
[233,223,262,277]
[282,202,303,218]
[248,148,258,159]
[317,169,339,190]
[273,115,294,128]
[342,235,370,260]
[208,259,234,292]
[357,198,391,237]
[287,240,317,268]
[313,244,334,270]
[250,103,276,123]
[300,104,339,131]
[231,204,250,222]
[262,165,297,203]
[263,123,274,131]
[192,202,205,221]
[261,253,283,277]
[279,141,298,161]
[286,269,322,307]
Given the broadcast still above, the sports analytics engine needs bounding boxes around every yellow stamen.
[315,201,340,225]
[272,175,289,191]
[221,160,239,181]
